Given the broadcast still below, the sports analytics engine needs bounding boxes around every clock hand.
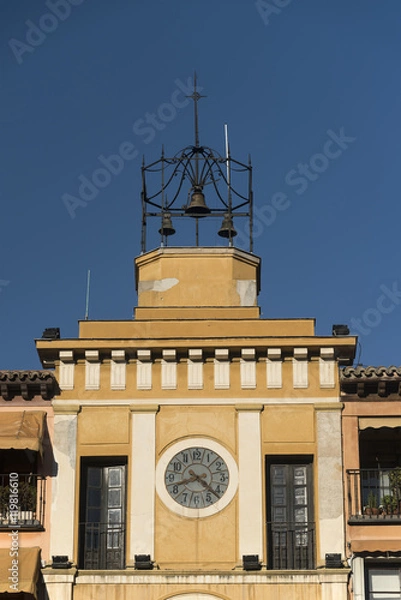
[195,475,221,499]
[176,474,197,486]
[174,470,207,487]
[188,469,206,479]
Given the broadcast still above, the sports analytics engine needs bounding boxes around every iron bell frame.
[140,76,253,253]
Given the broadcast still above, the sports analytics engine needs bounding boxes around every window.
[366,565,401,599]
[0,411,48,530]
[79,457,127,569]
[353,428,401,519]
[266,457,315,569]
[0,450,46,530]
[359,428,401,470]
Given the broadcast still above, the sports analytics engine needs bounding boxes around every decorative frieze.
[55,346,341,393]
[110,350,126,390]
[214,349,230,389]
[188,349,203,390]
[59,350,74,391]
[161,349,177,390]
[137,350,152,390]
[293,348,308,389]
[319,347,335,389]
[240,348,256,389]
[85,350,100,390]
[266,348,282,389]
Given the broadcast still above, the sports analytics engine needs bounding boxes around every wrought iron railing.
[0,473,46,529]
[347,469,401,521]
[79,522,125,569]
[266,522,315,570]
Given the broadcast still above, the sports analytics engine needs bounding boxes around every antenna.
[224,123,230,188]
[84,269,91,320]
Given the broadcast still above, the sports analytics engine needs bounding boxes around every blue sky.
[1,0,400,369]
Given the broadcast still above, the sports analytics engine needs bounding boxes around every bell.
[158,213,175,236]
[218,213,237,238]
[185,187,211,216]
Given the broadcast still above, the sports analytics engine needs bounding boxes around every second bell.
[159,213,175,236]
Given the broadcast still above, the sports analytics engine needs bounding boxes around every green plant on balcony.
[0,485,10,516]
[381,494,398,515]
[19,481,37,512]
[389,467,401,512]
[0,480,38,527]
[364,491,379,516]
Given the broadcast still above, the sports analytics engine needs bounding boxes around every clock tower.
[36,79,357,600]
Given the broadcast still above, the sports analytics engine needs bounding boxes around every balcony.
[0,474,46,530]
[266,522,315,569]
[347,469,401,523]
[79,522,125,570]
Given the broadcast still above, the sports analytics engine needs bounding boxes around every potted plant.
[381,494,398,516]
[365,491,379,516]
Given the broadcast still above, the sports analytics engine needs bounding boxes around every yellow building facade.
[36,245,357,600]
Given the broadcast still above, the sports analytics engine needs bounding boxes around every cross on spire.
[187,72,206,148]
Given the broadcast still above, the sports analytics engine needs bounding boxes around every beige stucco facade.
[36,247,357,600]
[341,367,401,599]
[0,403,54,558]
[0,371,57,598]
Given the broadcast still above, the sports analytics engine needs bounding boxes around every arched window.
[166,594,225,600]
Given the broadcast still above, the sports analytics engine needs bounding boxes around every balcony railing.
[79,522,125,570]
[0,474,46,530]
[347,469,401,522]
[266,522,315,570]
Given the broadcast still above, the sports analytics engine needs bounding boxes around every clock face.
[165,447,229,508]
[156,438,238,517]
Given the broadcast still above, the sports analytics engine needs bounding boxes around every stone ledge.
[73,568,350,585]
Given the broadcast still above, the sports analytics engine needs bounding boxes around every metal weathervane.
[140,74,253,252]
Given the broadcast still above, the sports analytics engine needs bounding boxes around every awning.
[359,417,401,430]
[352,539,401,552]
[0,546,40,598]
[0,412,45,454]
